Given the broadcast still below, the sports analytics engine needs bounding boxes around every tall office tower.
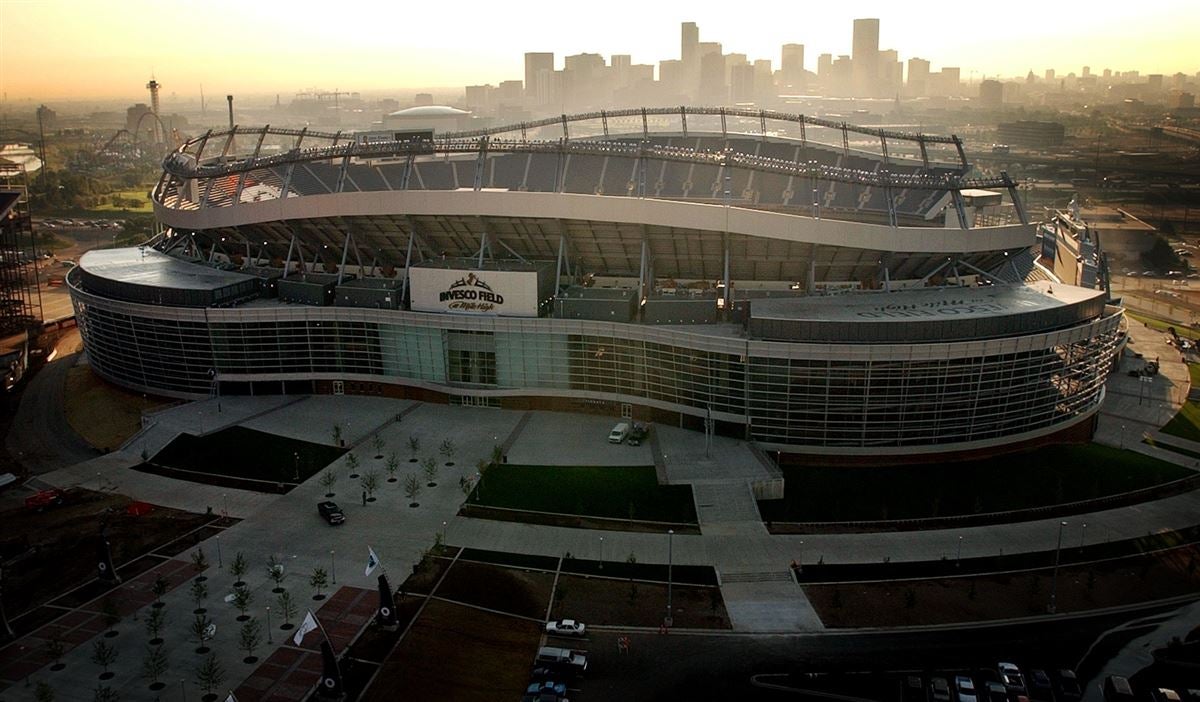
[852,18,880,96]
[659,60,684,96]
[682,21,700,92]
[525,53,554,99]
[1044,68,1055,82]
[938,67,961,97]
[730,63,756,103]
[879,49,901,95]
[979,79,1004,107]
[1082,66,1091,78]
[700,52,727,104]
[754,60,774,99]
[817,53,834,82]
[907,57,930,96]
[1102,68,1112,79]
[611,54,632,88]
[781,44,805,88]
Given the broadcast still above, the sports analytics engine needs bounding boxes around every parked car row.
[904,664,1081,702]
[525,622,589,701]
[607,421,647,446]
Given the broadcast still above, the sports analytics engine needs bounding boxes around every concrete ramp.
[719,578,825,632]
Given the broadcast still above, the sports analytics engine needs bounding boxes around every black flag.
[377,574,399,630]
[96,534,120,584]
[316,638,344,699]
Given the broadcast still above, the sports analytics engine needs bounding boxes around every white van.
[607,422,630,444]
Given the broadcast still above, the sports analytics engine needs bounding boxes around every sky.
[1,0,1197,102]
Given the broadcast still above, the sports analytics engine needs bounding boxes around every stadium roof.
[79,247,254,291]
[387,105,470,118]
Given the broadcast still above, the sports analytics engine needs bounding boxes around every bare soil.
[63,364,169,452]
[435,560,554,620]
[551,574,732,629]
[360,599,541,702]
[806,544,1200,628]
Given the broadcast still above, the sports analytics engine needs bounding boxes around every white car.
[545,619,586,637]
[956,675,978,702]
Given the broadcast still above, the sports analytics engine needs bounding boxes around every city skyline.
[1,0,1197,101]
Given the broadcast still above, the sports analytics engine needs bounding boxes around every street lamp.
[441,520,447,545]
[798,540,804,574]
[330,550,336,584]
[956,535,963,568]
[266,606,273,644]
[666,529,674,626]
[1080,523,1087,550]
[598,536,604,570]
[215,536,222,569]
[1050,520,1067,614]
[293,452,300,482]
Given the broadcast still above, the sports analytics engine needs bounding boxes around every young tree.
[91,686,119,702]
[372,433,385,459]
[362,470,380,502]
[229,552,248,587]
[33,681,54,702]
[404,473,422,507]
[191,547,208,580]
[309,566,329,601]
[141,644,168,690]
[151,574,169,608]
[408,435,420,462]
[385,452,400,482]
[491,443,503,467]
[266,555,286,593]
[194,653,226,700]
[331,424,342,446]
[145,605,166,645]
[459,475,474,497]
[45,635,66,671]
[439,438,456,466]
[422,458,438,487]
[276,591,297,630]
[239,618,263,663]
[100,597,120,637]
[319,470,337,498]
[189,578,209,614]
[190,613,214,654]
[232,585,253,622]
[91,639,118,680]
[346,452,360,479]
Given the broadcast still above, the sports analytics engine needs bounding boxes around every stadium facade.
[69,107,1124,461]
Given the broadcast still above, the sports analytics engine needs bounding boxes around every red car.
[25,488,66,511]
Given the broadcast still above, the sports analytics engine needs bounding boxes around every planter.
[50,663,65,672]
[104,630,118,638]
[193,608,207,614]
[149,637,163,646]
[324,492,335,498]
[195,646,210,654]
[409,502,419,508]
[367,497,377,503]
[387,478,397,483]
[313,593,326,601]
[280,623,294,631]
[243,655,258,664]
[152,601,165,609]
[236,614,249,622]
[427,482,437,488]
[149,682,165,691]
[99,671,114,680]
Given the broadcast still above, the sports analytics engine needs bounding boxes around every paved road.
[5,337,100,475]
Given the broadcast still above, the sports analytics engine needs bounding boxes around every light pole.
[598,536,604,570]
[215,536,222,569]
[1080,522,1087,550]
[330,550,336,584]
[222,493,229,517]
[266,606,272,644]
[666,529,674,626]
[956,535,963,568]
[1050,520,1067,614]
[441,521,447,545]
[293,452,300,482]
[798,540,804,574]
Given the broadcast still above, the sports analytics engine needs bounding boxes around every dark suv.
[318,501,345,525]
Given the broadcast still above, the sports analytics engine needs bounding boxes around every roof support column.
[477,230,488,268]
[641,108,649,140]
[234,125,269,204]
[637,235,648,319]
[554,233,566,293]
[680,106,688,138]
[807,245,818,292]
[722,231,731,310]
[400,228,415,306]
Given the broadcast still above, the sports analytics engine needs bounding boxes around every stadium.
[68,107,1125,461]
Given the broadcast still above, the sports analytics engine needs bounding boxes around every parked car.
[984,681,1010,702]
[526,680,567,697]
[902,676,925,702]
[607,422,629,444]
[931,677,951,702]
[25,488,66,512]
[545,619,586,637]
[1029,669,1054,701]
[535,646,587,675]
[999,663,1027,694]
[1055,669,1082,701]
[627,423,648,446]
[317,501,345,525]
[956,675,979,702]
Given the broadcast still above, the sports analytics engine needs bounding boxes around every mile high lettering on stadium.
[439,272,505,312]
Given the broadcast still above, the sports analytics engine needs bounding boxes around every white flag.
[293,610,318,646]
[365,545,381,577]
[225,693,239,702]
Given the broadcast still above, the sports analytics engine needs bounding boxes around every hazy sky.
[2,0,1197,101]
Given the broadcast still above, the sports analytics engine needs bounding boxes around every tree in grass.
[91,685,119,702]
[239,618,263,663]
[319,470,337,498]
[491,443,503,467]
[100,597,120,638]
[422,456,438,487]
[372,433,385,459]
[331,424,342,446]
[33,681,54,702]
[346,452,360,479]
[386,452,400,482]
[91,639,118,680]
[362,470,380,502]
[232,585,252,622]
[439,438,456,466]
[141,644,168,691]
[404,473,422,507]
[44,635,66,671]
[190,547,208,580]
[408,435,420,462]
[190,612,215,654]
[151,574,169,608]
[189,578,209,614]
[145,605,166,645]
[310,566,329,601]
[230,551,248,587]
[276,591,297,630]
[194,653,225,701]
[266,554,286,593]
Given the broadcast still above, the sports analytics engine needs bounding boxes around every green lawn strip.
[472,464,696,523]
[758,443,1193,523]
[1126,311,1200,341]
[150,426,345,483]
[1161,399,1200,443]
[1146,436,1200,461]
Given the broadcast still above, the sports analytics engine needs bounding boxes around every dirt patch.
[551,574,731,629]
[435,560,554,620]
[0,488,213,619]
[360,599,541,702]
[64,364,169,451]
[459,503,701,534]
[807,545,1200,627]
[399,555,453,596]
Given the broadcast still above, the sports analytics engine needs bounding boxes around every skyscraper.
[781,44,805,89]
[524,53,554,100]
[852,18,880,96]
[907,57,930,96]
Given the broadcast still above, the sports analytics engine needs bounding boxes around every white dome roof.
[387,105,470,118]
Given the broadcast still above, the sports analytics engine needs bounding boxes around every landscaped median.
[459,464,699,533]
[759,443,1195,531]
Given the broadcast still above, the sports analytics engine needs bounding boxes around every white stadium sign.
[410,268,539,317]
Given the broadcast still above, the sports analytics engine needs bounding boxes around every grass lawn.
[758,443,1194,523]
[150,426,345,483]
[1160,362,1200,442]
[91,189,154,212]
[470,464,696,523]
[64,364,170,451]
[1126,311,1200,341]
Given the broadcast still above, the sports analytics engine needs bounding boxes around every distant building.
[997,120,1065,148]
[524,53,554,99]
[382,105,472,133]
[730,63,756,103]
[907,58,930,96]
[126,103,155,141]
[979,79,1004,107]
[1168,91,1196,109]
[852,18,880,96]
[414,93,434,106]
[780,44,805,88]
[36,105,57,133]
